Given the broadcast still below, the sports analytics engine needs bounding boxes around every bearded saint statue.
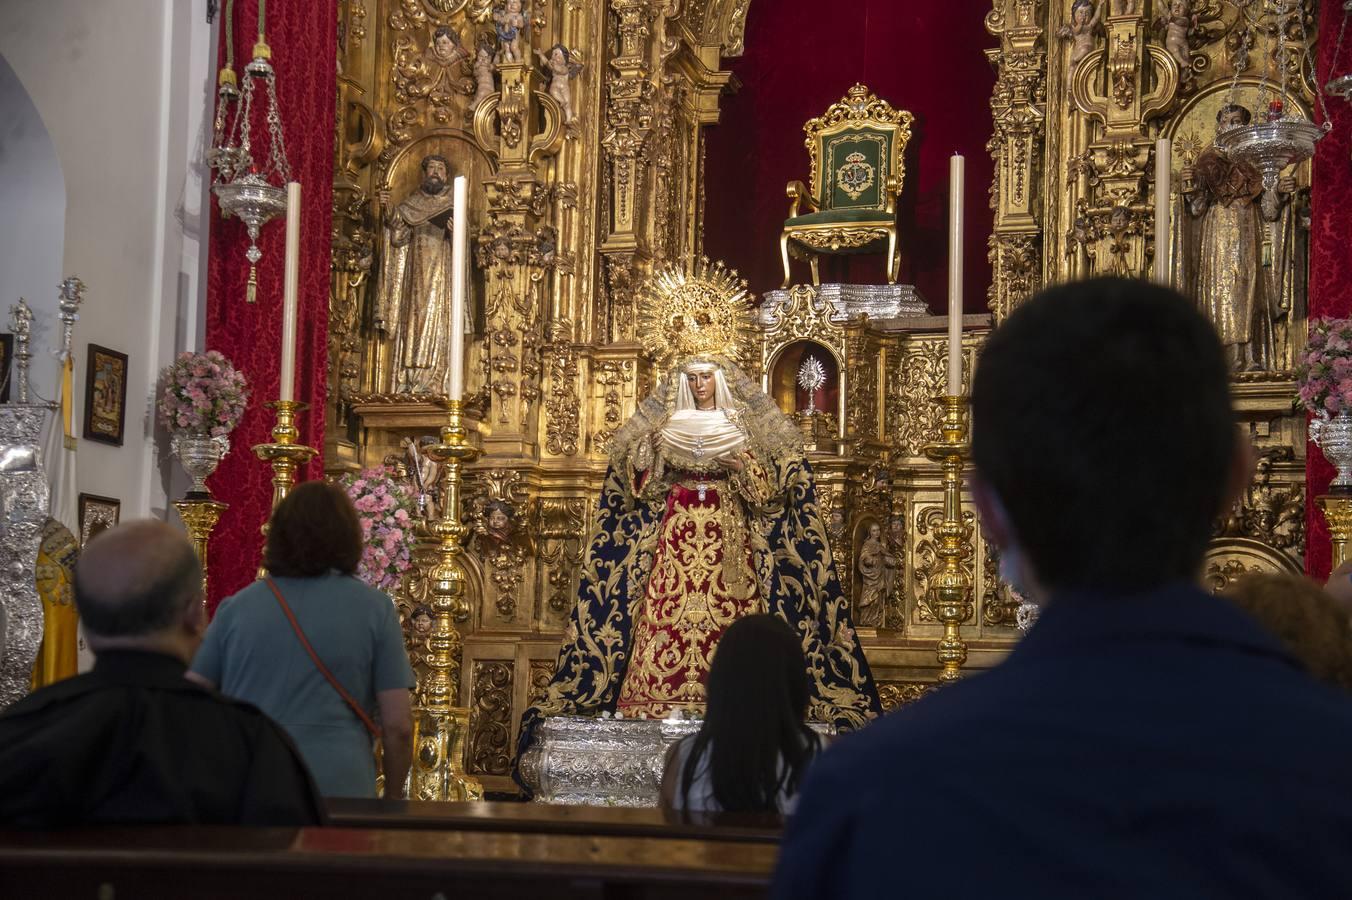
[515,261,880,791]
[375,153,458,394]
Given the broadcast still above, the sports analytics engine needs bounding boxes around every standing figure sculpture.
[538,44,582,125]
[1182,104,1293,372]
[494,0,527,63]
[1060,0,1104,87]
[515,262,880,792]
[471,35,496,107]
[1155,0,1196,74]
[854,523,887,629]
[375,154,459,394]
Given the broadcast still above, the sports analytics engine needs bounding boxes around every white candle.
[448,175,468,401]
[947,154,965,396]
[280,181,301,403]
[1154,138,1171,285]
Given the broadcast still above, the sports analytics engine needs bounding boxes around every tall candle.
[947,154,965,396]
[1154,138,1171,285]
[280,181,301,403]
[449,175,468,401]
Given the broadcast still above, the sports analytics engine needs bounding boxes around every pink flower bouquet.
[157,350,249,436]
[339,468,418,593]
[1296,318,1352,416]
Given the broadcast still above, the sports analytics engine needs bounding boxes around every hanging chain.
[265,76,293,184]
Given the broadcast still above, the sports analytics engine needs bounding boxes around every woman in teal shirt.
[190,482,415,798]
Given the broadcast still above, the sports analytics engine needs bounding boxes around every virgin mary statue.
[515,261,880,786]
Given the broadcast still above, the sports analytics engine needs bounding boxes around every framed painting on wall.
[83,344,128,446]
[77,493,120,547]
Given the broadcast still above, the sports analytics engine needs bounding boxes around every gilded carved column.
[985,0,1047,322]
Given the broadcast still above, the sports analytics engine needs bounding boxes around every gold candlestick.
[409,399,483,802]
[1319,494,1352,569]
[252,400,318,513]
[923,395,974,682]
[174,497,227,615]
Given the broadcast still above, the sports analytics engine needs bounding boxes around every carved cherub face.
[1072,1,1090,24]
[507,0,522,12]
[551,46,566,66]
[488,507,510,533]
[433,30,457,60]
[1170,0,1188,15]
[412,606,434,634]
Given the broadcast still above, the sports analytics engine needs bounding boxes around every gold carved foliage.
[543,339,580,457]
[845,335,878,442]
[592,359,636,455]
[536,496,589,618]
[468,660,513,775]
[877,681,932,712]
[891,338,950,458]
[913,505,976,624]
[528,659,557,706]
[467,469,531,620]
[980,537,1020,627]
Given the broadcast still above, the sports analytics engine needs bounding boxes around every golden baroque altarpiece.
[332,0,1312,793]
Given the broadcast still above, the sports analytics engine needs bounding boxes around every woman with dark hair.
[659,614,825,813]
[189,481,415,799]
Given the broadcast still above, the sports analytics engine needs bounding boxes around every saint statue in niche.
[855,522,888,629]
[515,262,880,789]
[375,153,461,394]
[1182,104,1298,372]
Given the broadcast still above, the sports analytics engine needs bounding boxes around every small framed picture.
[83,344,128,446]
[0,334,12,403]
[78,493,120,547]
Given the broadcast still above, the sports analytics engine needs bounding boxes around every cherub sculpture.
[1154,0,1197,74]
[538,43,583,125]
[494,0,527,64]
[472,34,496,107]
[1059,0,1104,88]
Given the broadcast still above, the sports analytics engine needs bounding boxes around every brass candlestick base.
[252,400,318,512]
[409,399,483,802]
[923,395,974,683]
[173,497,227,615]
[1319,494,1352,570]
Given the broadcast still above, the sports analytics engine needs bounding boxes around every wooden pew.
[0,807,783,899]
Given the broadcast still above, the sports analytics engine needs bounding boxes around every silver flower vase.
[170,432,230,497]
[1311,410,1352,494]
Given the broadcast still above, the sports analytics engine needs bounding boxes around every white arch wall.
[0,0,214,519]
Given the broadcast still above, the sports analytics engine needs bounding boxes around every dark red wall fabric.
[1306,2,1352,580]
[204,1,336,611]
[703,1,996,311]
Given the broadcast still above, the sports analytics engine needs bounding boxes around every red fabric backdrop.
[1306,2,1352,580]
[205,1,336,611]
[703,2,996,311]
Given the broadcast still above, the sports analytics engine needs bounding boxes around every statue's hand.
[716,454,744,473]
[1277,175,1298,195]
[378,189,392,213]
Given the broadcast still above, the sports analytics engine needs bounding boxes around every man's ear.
[971,473,1012,550]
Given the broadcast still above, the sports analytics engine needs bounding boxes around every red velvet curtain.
[1306,2,1352,580]
[703,2,996,311]
[205,1,336,611]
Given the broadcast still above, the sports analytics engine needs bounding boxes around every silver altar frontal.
[0,405,50,709]
[758,282,928,325]
[520,714,834,807]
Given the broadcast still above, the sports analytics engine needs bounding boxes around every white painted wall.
[0,0,215,519]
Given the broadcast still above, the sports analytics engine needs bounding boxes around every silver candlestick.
[8,300,33,405]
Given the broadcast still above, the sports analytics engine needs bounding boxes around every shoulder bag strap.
[265,577,381,739]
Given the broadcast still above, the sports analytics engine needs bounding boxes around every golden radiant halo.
[637,257,752,369]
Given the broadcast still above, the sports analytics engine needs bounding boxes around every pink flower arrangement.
[157,350,249,436]
[1296,318,1352,416]
[339,468,418,593]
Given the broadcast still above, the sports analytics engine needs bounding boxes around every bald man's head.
[75,520,203,638]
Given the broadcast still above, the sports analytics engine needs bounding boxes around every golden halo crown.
[638,257,751,368]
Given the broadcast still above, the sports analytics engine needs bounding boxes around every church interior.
[2,0,1352,893]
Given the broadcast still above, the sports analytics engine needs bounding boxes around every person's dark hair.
[1224,574,1352,692]
[74,523,202,637]
[420,153,450,175]
[1217,103,1252,126]
[263,480,363,578]
[971,277,1235,592]
[433,25,458,44]
[681,614,818,813]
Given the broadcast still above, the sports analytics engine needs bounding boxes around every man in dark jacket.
[0,520,325,826]
[775,278,1352,898]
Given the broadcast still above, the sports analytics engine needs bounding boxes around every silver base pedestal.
[519,714,834,806]
[759,282,928,325]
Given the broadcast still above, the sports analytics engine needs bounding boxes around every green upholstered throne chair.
[780,84,915,288]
